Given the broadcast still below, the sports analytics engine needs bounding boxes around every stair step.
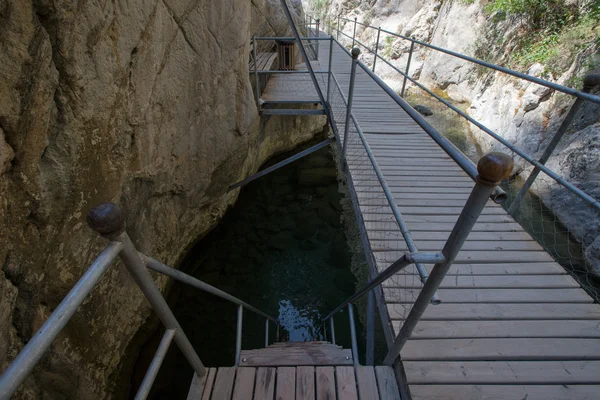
[261,108,326,115]
[240,342,353,366]
[269,341,339,348]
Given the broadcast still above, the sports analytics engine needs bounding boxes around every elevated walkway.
[3,5,600,400]
[260,33,600,399]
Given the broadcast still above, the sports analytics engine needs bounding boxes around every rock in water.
[414,105,433,116]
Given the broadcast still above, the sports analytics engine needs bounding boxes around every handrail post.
[342,47,361,163]
[373,27,381,73]
[352,17,357,48]
[235,305,243,365]
[382,153,514,365]
[508,73,600,214]
[348,304,359,367]
[329,317,336,345]
[366,290,375,365]
[316,18,320,58]
[337,15,340,40]
[276,323,280,342]
[265,318,269,347]
[401,38,415,98]
[87,203,206,378]
[252,36,261,110]
[327,37,334,103]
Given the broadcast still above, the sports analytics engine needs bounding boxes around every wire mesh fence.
[326,42,426,332]
[324,16,600,303]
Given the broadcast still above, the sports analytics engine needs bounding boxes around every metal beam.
[278,0,329,117]
[228,138,335,191]
[261,109,326,115]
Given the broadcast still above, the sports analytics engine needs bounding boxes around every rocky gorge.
[0,0,327,398]
[310,0,600,277]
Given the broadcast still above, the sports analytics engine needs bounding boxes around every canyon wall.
[316,0,600,276]
[0,0,325,398]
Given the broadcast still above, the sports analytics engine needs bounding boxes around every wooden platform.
[302,35,600,398]
[187,365,401,400]
[240,342,353,367]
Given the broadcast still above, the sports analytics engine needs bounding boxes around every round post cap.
[583,74,600,91]
[87,203,126,237]
[477,152,514,185]
[351,47,361,58]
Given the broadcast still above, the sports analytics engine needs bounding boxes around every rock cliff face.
[315,0,600,276]
[0,0,324,398]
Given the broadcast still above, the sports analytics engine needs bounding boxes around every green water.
[138,141,370,398]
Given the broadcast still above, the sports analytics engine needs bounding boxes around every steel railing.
[0,203,278,399]
[316,15,600,213]
[314,37,514,365]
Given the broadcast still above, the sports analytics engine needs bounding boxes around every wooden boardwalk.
[262,36,600,399]
[188,364,401,400]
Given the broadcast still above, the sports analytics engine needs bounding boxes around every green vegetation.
[308,0,330,20]
[475,0,600,78]
[363,9,375,26]
[383,35,394,58]
[485,0,579,31]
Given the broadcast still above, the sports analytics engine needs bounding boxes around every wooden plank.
[360,206,507,216]
[316,367,336,400]
[335,366,358,400]
[382,274,580,289]
[409,384,600,400]
[402,338,600,361]
[365,220,525,232]
[374,366,401,400]
[368,230,536,242]
[254,367,276,400]
[387,303,600,320]
[383,287,593,303]
[276,367,296,400]
[404,360,600,384]
[355,366,379,399]
[376,249,556,263]
[296,366,315,400]
[186,369,209,400]
[200,368,217,400]
[212,367,236,399]
[240,346,353,366]
[386,262,566,275]
[398,320,600,339]
[232,367,256,400]
[371,239,543,252]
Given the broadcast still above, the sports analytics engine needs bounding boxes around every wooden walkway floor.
[262,36,600,399]
[187,365,400,400]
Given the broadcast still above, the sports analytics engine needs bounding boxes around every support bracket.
[228,137,335,191]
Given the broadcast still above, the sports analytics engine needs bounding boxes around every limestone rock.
[0,0,323,398]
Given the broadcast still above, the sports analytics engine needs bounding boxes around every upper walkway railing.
[308,15,600,302]
[0,203,278,399]
[320,15,600,211]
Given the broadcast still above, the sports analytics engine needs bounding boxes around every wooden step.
[240,341,353,366]
[187,365,401,399]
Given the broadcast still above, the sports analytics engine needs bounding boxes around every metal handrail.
[0,242,123,399]
[322,252,445,322]
[330,38,508,203]
[141,254,278,323]
[254,36,331,41]
[327,32,600,210]
[328,70,440,301]
[0,204,279,399]
[320,35,515,365]
[334,15,600,105]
